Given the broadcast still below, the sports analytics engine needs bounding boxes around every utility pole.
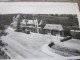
[50,30,53,43]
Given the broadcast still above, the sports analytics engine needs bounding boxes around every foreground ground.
[1,27,80,59]
[1,27,53,58]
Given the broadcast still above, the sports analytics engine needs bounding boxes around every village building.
[26,19,41,33]
[38,15,69,34]
[26,20,35,32]
[20,19,26,27]
[43,24,64,36]
[10,14,78,36]
[70,30,80,39]
[20,19,27,31]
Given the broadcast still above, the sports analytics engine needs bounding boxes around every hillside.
[0,14,79,30]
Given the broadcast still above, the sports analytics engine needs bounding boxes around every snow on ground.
[2,27,80,59]
[6,30,64,52]
[1,27,53,58]
[5,26,15,34]
[60,39,80,51]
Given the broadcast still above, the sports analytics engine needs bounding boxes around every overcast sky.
[0,2,79,14]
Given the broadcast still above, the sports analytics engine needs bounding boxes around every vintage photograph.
[0,2,80,60]
[0,0,79,2]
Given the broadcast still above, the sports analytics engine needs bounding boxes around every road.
[1,27,54,58]
[2,27,80,59]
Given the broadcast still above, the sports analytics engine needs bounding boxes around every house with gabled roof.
[43,24,64,36]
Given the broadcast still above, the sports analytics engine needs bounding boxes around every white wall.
[0,2,80,26]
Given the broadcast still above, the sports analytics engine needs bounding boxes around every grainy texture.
[0,0,80,11]
[0,0,76,2]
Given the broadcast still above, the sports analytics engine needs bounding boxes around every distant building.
[70,30,80,39]
[26,20,35,32]
[43,24,64,36]
[20,19,27,31]
[26,19,40,33]
[20,19,26,27]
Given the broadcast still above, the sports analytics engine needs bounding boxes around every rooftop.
[44,24,63,31]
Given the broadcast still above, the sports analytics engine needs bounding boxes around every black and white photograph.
[0,2,80,60]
